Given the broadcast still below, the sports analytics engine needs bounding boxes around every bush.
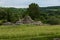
[0,20,7,25]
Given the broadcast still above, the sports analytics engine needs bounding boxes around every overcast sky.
[0,0,60,8]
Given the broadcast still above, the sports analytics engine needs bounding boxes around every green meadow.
[0,25,60,40]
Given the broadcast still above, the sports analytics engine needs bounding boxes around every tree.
[28,3,40,21]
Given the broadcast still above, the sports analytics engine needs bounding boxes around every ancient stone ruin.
[15,15,33,25]
[22,15,34,24]
[15,15,43,25]
[2,15,43,25]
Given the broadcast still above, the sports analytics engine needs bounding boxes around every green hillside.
[0,6,60,25]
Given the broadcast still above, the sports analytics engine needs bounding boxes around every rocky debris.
[15,19,23,25]
[33,21,43,25]
[3,22,12,25]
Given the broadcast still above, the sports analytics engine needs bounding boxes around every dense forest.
[0,3,60,25]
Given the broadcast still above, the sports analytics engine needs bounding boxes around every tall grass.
[0,25,60,40]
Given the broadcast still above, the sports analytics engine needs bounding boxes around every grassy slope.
[0,25,60,40]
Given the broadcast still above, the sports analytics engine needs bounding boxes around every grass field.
[0,25,60,40]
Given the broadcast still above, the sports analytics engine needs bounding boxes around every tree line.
[0,3,60,25]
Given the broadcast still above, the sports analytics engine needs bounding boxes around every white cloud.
[0,1,4,6]
[40,0,60,7]
[0,0,60,8]
[0,0,29,8]
[0,2,2,3]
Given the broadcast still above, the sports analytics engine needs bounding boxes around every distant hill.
[40,6,60,9]
[40,6,60,13]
